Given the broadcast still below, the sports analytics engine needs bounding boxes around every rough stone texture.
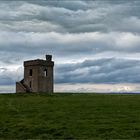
[16,82,26,93]
[16,55,54,93]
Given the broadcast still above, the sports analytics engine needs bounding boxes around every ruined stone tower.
[16,55,54,93]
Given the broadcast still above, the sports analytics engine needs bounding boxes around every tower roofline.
[24,59,54,67]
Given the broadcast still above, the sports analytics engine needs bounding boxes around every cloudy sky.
[1,0,140,93]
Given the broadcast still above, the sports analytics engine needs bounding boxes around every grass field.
[0,93,140,139]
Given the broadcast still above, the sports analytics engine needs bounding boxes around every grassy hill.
[0,93,140,139]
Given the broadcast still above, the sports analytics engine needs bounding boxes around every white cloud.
[115,32,140,48]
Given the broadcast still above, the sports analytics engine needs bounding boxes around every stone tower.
[16,55,54,93]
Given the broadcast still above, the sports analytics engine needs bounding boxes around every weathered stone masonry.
[16,55,54,93]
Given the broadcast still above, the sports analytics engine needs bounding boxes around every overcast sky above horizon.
[1,0,140,93]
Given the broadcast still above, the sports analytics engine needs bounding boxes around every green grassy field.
[0,93,140,139]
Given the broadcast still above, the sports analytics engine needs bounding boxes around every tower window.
[44,69,47,77]
[29,81,32,88]
[29,69,32,76]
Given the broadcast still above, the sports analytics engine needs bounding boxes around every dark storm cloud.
[0,67,17,85]
[1,58,140,85]
[0,75,14,85]
[0,0,140,33]
[55,58,140,84]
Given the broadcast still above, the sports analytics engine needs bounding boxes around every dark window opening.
[44,69,47,77]
[29,81,32,88]
[29,69,32,76]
